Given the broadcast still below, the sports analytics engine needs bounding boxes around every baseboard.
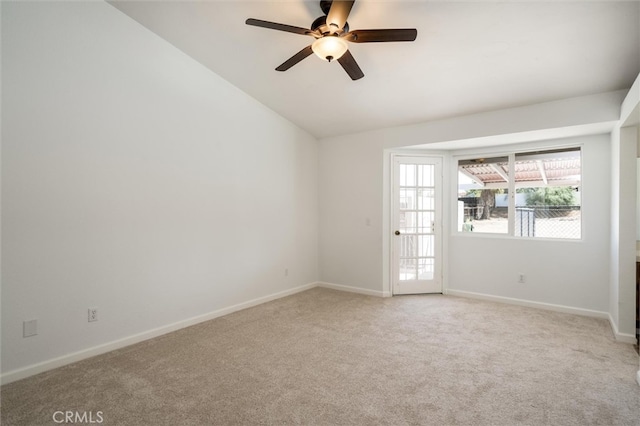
[0,282,317,385]
[4,283,630,385]
[448,289,639,344]
[607,313,638,344]
[612,333,637,345]
[316,281,389,297]
[447,288,611,318]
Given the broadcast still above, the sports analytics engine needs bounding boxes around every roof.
[459,148,581,189]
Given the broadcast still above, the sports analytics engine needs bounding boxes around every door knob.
[394,230,401,235]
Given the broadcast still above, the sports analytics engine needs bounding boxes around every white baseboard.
[316,281,389,297]
[447,289,608,317]
[3,283,633,385]
[447,289,638,344]
[446,289,610,319]
[0,282,317,385]
[607,313,638,344]
[613,334,638,345]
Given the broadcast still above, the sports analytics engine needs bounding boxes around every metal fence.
[461,205,581,239]
[515,206,581,239]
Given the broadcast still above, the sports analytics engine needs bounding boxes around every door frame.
[383,151,449,297]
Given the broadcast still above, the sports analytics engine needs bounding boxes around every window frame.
[453,144,583,241]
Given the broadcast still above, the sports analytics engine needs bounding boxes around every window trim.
[452,144,583,241]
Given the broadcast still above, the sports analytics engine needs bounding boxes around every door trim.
[386,153,445,296]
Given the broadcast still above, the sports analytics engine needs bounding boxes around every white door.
[392,156,442,295]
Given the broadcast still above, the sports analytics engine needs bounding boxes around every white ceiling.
[109,0,640,139]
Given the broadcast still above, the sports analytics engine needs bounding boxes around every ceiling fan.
[246,0,417,80]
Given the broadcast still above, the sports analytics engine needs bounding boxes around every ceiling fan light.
[311,36,348,62]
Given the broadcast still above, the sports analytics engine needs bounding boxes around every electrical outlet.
[518,273,526,284]
[88,308,98,322]
[23,319,38,337]
[284,268,289,277]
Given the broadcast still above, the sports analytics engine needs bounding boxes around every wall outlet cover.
[88,308,98,322]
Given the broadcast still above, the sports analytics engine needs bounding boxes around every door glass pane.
[395,158,440,291]
[417,188,435,210]
[400,235,417,257]
[417,212,434,233]
[400,188,416,210]
[418,165,434,187]
[400,164,416,187]
[418,235,434,257]
[400,212,416,233]
[400,258,417,280]
[418,258,434,280]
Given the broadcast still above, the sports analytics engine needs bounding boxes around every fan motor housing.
[319,0,333,15]
[311,15,349,35]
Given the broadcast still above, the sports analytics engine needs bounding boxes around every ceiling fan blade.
[344,29,417,43]
[327,0,355,32]
[276,45,314,71]
[246,18,316,37]
[337,50,364,80]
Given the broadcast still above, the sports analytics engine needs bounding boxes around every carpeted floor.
[1,287,639,425]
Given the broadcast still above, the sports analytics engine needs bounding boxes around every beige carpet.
[1,287,639,425]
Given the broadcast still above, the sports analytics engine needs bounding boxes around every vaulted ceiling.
[109,1,640,139]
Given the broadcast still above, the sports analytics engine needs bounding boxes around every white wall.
[610,126,638,337]
[611,72,640,339]
[319,137,386,293]
[449,135,611,314]
[319,92,623,313]
[1,2,318,380]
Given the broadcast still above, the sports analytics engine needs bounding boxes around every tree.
[525,187,575,206]
[464,188,503,220]
[479,189,496,220]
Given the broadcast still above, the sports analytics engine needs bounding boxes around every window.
[457,147,581,239]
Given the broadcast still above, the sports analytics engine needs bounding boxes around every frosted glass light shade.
[312,36,348,62]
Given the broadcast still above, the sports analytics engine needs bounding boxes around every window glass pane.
[457,156,509,234]
[514,148,581,239]
[457,148,581,240]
